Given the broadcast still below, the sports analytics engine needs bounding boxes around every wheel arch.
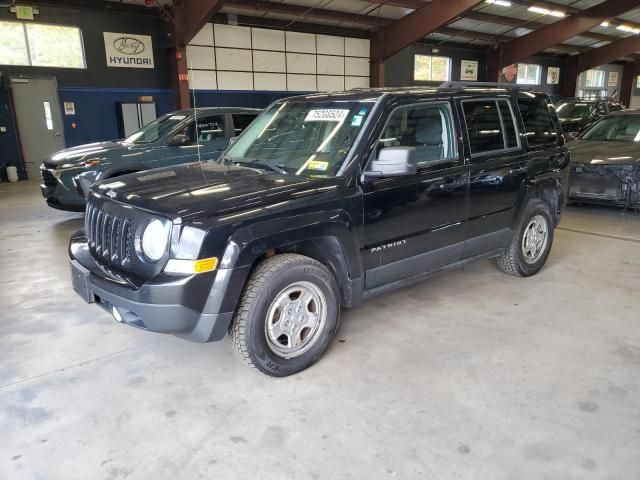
[515,172,563,228]
[220,211,364,309]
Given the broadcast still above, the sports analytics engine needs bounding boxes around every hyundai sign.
[104,32,154,69]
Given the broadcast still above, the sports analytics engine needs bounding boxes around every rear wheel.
[229,254,340,377]
[497,200,554,277]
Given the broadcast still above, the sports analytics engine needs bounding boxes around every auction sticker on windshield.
[304,109,349,122]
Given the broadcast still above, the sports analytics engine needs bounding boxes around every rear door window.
[233,113,258,136]
[517,96,559,147]
[462,99,520,156]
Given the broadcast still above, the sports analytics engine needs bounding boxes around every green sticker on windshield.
[351,115,364,127]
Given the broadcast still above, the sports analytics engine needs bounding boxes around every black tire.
[497,199,554,277]
[229,254,340,377]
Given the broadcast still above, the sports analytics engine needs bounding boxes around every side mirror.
[566,131,579,142]
[364,147,417,180]
[167,133,191,147]
[228,136,238,146]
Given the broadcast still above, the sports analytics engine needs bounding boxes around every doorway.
[11,75,65,180]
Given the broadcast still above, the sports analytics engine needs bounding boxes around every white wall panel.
[186,46,215,70]
[345,38,369,58]
[285,31,316,53]
[317,55,344,75]
[215,24,251,49]
[317,34,344,56]
[189,70,217,90]
[345,76,369,90]
[188,24,371,92]
[317,75,344,92]
[253,51,286,73]
[345,57,369,77]
[287,74,316,91]
[254,73,287,91]
[287,53,316,74]
[217,71,253,90]
[216,48,252,71]
[252,28,285,51]
[191,24,214,46]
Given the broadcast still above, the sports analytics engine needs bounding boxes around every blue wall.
[192,90,300,109]
[58,87,175,147]
[0,87,23,175]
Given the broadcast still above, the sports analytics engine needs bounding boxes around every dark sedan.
[556,98,625,136]
[40,107,261,211]
[568,110,640,209]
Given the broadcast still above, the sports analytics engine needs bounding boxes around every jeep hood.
[569,140,640,165]
[91,161,345,223]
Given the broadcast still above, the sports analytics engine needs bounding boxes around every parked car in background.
[555,98,625,136]
[69,85,568,376]
[568,110,640,210]
[40,107,261,211]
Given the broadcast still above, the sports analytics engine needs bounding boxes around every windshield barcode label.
[304,109,349,122]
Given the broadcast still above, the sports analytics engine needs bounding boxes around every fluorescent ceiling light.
[485,0,512,6]
[528,6,565,17]
[616,24,640,33]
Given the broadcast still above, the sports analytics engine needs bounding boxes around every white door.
[11,76,65,179]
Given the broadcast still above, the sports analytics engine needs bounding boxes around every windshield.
[581,115,640,142]
[556,101,593,119]
[123,113,188,144]
[224,99,375,177]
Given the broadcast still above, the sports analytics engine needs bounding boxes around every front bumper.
[568,163,640,208]
[40,167,86,212]
[69,231,245,342]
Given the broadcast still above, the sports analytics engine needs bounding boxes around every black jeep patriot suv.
[69,85,568,376]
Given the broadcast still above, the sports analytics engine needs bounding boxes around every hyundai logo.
[113,37,145,56]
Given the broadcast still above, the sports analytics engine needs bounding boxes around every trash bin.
[7,165,19,182]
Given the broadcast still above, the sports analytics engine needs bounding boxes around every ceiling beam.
[577,35,640,72]
[224,0,389,27]
[434,27,582,53]
[463,11,613,43]
[210,13,370,38]
[173,0,227,45]
[499,0,640,67]
[375,0,484,60]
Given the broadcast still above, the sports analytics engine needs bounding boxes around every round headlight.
[141,219,169,261]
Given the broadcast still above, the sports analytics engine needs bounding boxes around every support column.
[562,56,578,99]
[170,46,191,110]
[620,62,640,107]
[370,33,385,88]
[485,47,501,82]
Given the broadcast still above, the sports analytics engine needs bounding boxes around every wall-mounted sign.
[547,67,560,85]
[64,102,75,115]
[499,64,517,84]
[608,71,619,87]
[138,95,154,102]
[104,32,154,69]
[460,60,478,81]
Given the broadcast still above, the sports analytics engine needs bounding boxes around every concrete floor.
[1,179,639,480]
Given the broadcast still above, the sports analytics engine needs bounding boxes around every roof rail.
[439,81,537,90]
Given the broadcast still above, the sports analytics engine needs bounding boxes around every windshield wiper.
[223,156,287,174]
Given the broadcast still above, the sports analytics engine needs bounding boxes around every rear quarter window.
[517,97,559,147]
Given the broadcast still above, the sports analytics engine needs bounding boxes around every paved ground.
[1,179,639,480]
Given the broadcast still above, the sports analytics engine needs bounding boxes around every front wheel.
[497,200,554,277]
[229,254,340,377]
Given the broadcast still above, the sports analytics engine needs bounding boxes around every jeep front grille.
[85,202,132,267]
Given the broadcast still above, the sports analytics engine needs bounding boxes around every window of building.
[462,99,520,156]
[516,64,541,85]
[414,55,451,82]
[378,103,457,166]
[0,21,85,69]
[517,97,558,147]
[584,69,605,88]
